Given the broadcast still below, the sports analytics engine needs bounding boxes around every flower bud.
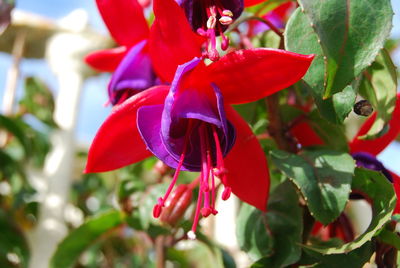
[160,185,193,225]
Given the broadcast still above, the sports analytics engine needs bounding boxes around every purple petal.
[108,40,156,105]
[159,58,235,171]
[352,152,393,182]
[252,13,285,35]
[137,104,185,168]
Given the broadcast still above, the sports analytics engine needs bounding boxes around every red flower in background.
[291,93,400,214]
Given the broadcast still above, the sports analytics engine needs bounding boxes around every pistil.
[188,122,230,239]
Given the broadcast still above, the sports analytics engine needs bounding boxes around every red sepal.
[350,94,400,156]
[85,86,170,173]
[391,171,400,215]
[149,0,205,83]
[96,0,149,46]
[244,0,267,7]
[205,49,314,104]
[290,120,324,147]
[224,106,270,211]
[84,46,128,72]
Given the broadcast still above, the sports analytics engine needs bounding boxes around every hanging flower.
[85,0,205,105]
[85,48,314,238]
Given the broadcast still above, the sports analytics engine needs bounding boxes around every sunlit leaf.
[305,168,396,254]
[270,150,354,224]
[358,49,397,140]
[298,0,393,98]
[237,181,302,266]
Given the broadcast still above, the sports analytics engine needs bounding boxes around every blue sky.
[0,0,400,173]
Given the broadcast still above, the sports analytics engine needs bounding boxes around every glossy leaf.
[237,181,302,266]
[358,49,397,140]
[305,168,396,254]
[270,150,354,225]
[50,210,125,268]
[378,228,400,251]
[286,9,357,124]
[298,0,393,97]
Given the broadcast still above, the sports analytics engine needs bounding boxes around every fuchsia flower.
[85,0,204,105]
[85,0,149,72]
[85,0,314,237]
[291,93,400,214]
[85,49,314,237]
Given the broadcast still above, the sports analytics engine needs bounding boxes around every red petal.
[350,93,400,156]
[96,0,149,46]
[290,120,325,147]
[85,86,170,173]
[84,46,128,72]
[391,171,400,214]
[224,106,270,211]
[205,49,314,104]
[149,0,205,82]
[244,0,266,7]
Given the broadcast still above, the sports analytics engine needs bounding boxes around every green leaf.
[298,0,393,98]
[305,168,396,254]
[237,181,303,266]
[306,110,349,151]
[50,210,125,268]
[168,241,224,268]
[303,241,374,268]
[20,77,57,128]
[358,49,397,140]
[378,228,400,251]
[270,150,354,224]
[0,115,32,157]
[0,209,30,268]
[286,9,358,124]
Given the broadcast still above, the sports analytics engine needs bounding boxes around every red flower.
[85,49,314,235]
[85,0,150,72]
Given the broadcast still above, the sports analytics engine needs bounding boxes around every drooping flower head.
[85,48,314,237]
[84,0,155,105]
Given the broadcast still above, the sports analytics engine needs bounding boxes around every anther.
[201,207,212,217]
[219,16,233,25]
[207,15,217,29]
[222,9,233,17]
